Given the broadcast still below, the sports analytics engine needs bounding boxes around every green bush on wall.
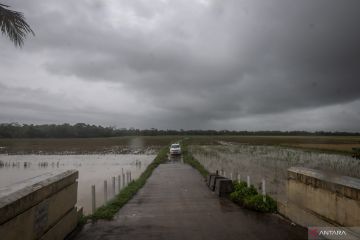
[230,181,277,213]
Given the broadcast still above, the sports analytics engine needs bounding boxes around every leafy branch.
[0,3,34,47]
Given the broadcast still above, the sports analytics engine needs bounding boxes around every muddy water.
[0,154,156,214]
[191,144,360,202]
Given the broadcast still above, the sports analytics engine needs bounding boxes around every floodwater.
[0,154,156,214]
[191,143,360,202]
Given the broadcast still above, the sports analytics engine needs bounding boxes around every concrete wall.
[279,167,360,228]
[0,170,80,240]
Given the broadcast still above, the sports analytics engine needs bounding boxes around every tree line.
[0,123,359,138]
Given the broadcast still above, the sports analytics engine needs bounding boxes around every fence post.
[122,173,125,188]
[262,179,266,202]
[237,174,241,183]
[118,175,121,193]
[104,180,108,203]
[129,171,132,182]
[247,176,250,187]
[230,172,233,181]
[91,185,96,214]
[112,176,116,197]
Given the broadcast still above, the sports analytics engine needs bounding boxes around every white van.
[169,143,181,155]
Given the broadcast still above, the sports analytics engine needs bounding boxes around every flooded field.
[0,136,176,154]
[190,143,360,202]
[0,154,156,214]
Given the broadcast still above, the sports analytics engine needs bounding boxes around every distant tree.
[0,3,34,47]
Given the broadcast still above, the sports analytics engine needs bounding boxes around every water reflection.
[0,154,155,214]
[168,154,183,163]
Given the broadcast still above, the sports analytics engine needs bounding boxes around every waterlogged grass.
[183,141,277,214]
[191,144,360,202]
[230,181,277,213]
[185,135,360,155]
[0,136,177,154]
[2,135,359,155]
[88,146,169,220]
[182,143,209,178]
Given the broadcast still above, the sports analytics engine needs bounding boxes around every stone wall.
[0,170,80,240]
[278,167,360,228]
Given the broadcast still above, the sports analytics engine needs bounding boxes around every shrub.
[230,182,258,205]
[230,181,277,213]
[233,181,248,191]
[243,194,277,213]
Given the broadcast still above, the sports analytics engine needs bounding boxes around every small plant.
[233,181,248,191]
[230,181,258,205]
[78,214,88,226]
[230,181,277,213]
[243,195,277,213]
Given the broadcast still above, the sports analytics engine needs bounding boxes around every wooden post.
[122,173,125,188]
[129,171,132,182]
[104,180,108,203]
[91,185,96,214]
[118,175,121,193]
[230,172,233,181]
[262,179,266,202]
[247,176,250,187]
[237,174,241,183]
[112,176,116,197]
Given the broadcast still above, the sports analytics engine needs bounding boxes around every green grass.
[230,181,277,213]
[87,146,169,220]
[181,142,209,178]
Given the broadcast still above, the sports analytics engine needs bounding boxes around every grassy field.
[0,135,359,155]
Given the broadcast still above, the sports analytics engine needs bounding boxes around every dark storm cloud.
[1,0,360,130]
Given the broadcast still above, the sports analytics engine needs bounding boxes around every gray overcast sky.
[1,0,360,131]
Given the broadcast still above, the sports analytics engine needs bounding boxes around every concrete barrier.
[279,167,360,227]
[215,179,234,197]
[0,170,80,240]
[206,173,218,187]
[209,176,225,191]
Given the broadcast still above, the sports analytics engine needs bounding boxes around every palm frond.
[0,4,34,47]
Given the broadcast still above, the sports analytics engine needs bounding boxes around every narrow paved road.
[74,160,307,240]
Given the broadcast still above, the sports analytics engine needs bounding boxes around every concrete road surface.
[74,160,307,240]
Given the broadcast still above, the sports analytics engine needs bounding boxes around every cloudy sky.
[1,0,360,131]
